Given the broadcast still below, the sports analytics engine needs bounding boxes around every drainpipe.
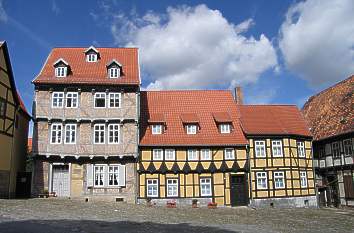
[135,90,140,204]
[311,141,320,208]
[246,144,253,206]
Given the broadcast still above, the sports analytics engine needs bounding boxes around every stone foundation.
[250,196,317,208]
[137,197,212,207]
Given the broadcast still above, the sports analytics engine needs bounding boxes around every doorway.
[230,174,249,206]
[52,164,70,197]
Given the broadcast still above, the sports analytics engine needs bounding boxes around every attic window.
[55,67,67,77]
[109,67,120,78]
[86,53,97,62]
[219,124,231,134]
[186,124,198,134]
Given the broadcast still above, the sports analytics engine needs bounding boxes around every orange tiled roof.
[239,105,312,137]
[140,90,248,146]
[147,113,166,123]
[213,112,232,123]
[17,92,30,117]
[33,47,140,85]
[28,138,32,153]
[302,75,354,140]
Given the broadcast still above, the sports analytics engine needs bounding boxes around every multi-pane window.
[94,165,105,187]
[153,149,163,160]
[200,178,212,196]
[108,124,120,144]
[300,171,307,188]
[272,140,283,157]
[66,92,78,108]
[152,125,163,134]
[188,149,198,161]
[165,149,175,161]
[274,171,285,189]
[109,67,120,78]
[332,142,340,158]
[147,179,158,197]
[256,172,267,189]
[109,93,121,108]
[108,165,119,186]
[224,148,235,160]
[0,98,6,117]
[52,92,64,108]
[94,93,106,108]
[94,124,105,144]
[186,125,197,134]
[166,179,178,197]
[50,123,62,144]
[55,67,67,77]
[64,124,76,144]
[86,53,97,62]
[297,141,305,158]
[220,124,231,133]
[343,139,353,156]
[201,149,211,160]
[255,140,266,157]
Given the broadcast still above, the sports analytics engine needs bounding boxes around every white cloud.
[0,0,8,23]
[110,4,277,90]
[51,0,60,15]
[279,0,354,87]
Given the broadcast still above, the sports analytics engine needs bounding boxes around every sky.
[0,0,353,116]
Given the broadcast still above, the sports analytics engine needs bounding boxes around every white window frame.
[65,92,78,108]
[186,125,197,134]
[108,93,121,108]
[108,124,120,144]
[343,139,353,156]
[64,124,76,144]
[94,165,105,187]
[224,148,235,160]
[272,140,283,157]
[187,149,199,161]
[108,165,119,187]
[52,92,64,108]
[165,149,175,161]
[255,140,266,158]
[256,172,268,189]
[109,67,120,78]
[94,92,106,108]
[220,124,231,133]
[332,142,340,158]
[55,66,67,77]
[147,179,158,197]
[86,53,97,62]
[274,171,285,189]
[201,149,211,160]
[153,149,163,161]
[151,124,163,135]
[300,171,307,188]
[297,141,305,158]
[94,124,105,144]
[200,178,212,196]
[50,123,62,144]
[166,179,178,197]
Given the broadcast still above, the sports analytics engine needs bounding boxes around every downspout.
[311,141,320,208]
[135,90,140,204]
[246,144,253,206]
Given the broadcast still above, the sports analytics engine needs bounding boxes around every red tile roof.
[17,92,30,117]
[180,113,200,123]
[302,75,354,140]
[147,113,166,123]
[213,112,232,123]
[140,90,248,146]
[33,47,140,85]
[28,138,32,153]
[239,105,312,137]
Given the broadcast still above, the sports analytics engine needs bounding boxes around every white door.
[52,165,70,197]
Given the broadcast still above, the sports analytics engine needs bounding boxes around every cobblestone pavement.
[0,199,353,233]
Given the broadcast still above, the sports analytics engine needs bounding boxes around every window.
[153,149,163,160]
[109,67,120,78]
[0,98,6,117]
[64,124,76,144]
[332,142,340,158]
[108,165,119,186]
[201,149,211,160]
[200,178,212,196]
[256,172,267,189]
[272,140,283,157]
[94,165,105,187]
[50,123,62,144]
[66,92,78,108]
[94,93,106,108]
[166,179,178,197]
[165,149,175,161]
[224,148,235,160]
[188,149,198,161]
[220,124,231,133]
[108,124,120,144]
[255,140,266,158]
[300,171,307,188]
[152,125,163,134]
[86,53,97,62]
[109,93,121,108]
[147,179,158,197]
[52,92,64,108]
[55,67,67,77]
[186,124,197,134]
[94,124,105,144]
[274,171,285,189]
[297,141,305,158]
[343,139,353,156]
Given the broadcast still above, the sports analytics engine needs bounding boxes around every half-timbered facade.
[31,47,140,202]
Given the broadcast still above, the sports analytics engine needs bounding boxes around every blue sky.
[0,0,353,115]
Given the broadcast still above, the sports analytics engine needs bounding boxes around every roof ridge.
[52,47,138,49]
[241,104,297,107]
[143,90,232,92]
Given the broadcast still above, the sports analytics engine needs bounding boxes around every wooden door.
[52,165,70,197]
[230,175,249,206]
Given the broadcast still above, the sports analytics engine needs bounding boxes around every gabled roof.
[53,58,68,66]
[106,59,122,67]
[239,105,312,138]
[140,90,248,146]
[180,113,199,123]
[213,112,232,123]
[33,47,140,85]
[84,46,99,54]
[302,75,354,141]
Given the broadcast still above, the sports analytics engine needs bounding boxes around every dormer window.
[55,67,67,77]
[186,124,197,134]
[87,53,97,62]
[107,60,122,79]
[152,124,163,134]
[220,124,231,133]
[109,67,120,78]
[84,46,99,62]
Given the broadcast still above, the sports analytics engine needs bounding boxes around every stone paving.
[0,199,353,233]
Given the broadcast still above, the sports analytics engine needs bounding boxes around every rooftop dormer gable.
[106,59,122,79]
[84,46,99,62]
[53,58,69,77]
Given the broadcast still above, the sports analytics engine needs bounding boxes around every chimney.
[234,86,243,104]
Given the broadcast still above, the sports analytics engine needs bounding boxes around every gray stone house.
[31,46,140,203]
